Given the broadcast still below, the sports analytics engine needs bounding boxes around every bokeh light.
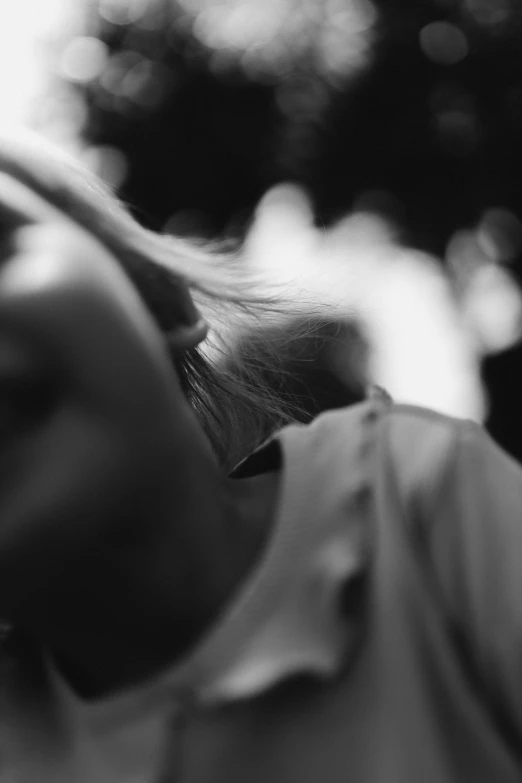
[461,264,522,353]
[0,0,82,127]
[59,36,109,84]
[98,0,153,26]
[420,21,469,66]
[246,184,487,421]
[446,223,522,354]
[477,208,522,263]
[179,0,378,84]
[80,144,129,190]
[464,0,512,28]
[429,82,481,155]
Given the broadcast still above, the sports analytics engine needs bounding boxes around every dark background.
[64,0,522,461]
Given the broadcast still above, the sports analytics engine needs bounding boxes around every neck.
[39,469,279,700]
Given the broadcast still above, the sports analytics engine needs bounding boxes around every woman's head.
[0,131,313,470]
[0,131,366,474]
[0,160,227,628]
[0,132,364,658]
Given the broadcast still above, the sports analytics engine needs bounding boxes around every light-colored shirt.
[1,391,522,782]
[0,393,381,783]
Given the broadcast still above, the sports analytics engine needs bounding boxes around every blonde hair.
[0,131,339,469]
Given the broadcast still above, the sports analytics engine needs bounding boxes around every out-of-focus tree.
[54,0,522,462]
[57,0,378,233]
[0,0,82,134]
[59,0,522,256]
[317,0,522,257]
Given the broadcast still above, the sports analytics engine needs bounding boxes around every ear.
[167,317,209,354]
[159,277,209,353]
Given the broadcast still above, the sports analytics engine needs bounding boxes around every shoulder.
[310,397,466,471]
[381,403,466,492]
[308,399,475,523]
[372,402,475,528]
[254,396,482,522]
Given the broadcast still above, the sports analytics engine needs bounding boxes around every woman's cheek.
[0,405,158,616]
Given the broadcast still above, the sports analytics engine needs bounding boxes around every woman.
[0,132,521,783]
